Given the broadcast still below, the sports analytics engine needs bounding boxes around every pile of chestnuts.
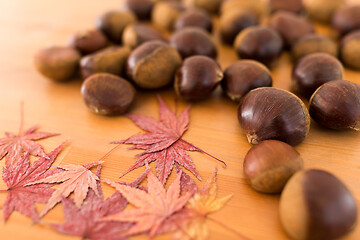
[34,0,360,239]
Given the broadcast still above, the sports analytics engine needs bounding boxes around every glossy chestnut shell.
[234,26,283,68]
[292,53,344,99]
[332,5,360,36]
[126,41,182,89]
[174,9,213,32]
[309,80,360,130]
[122,23,166,49]
[221,60,272,101]
[280,169,357,240]
[237,87,310,146]
[175,56,223,101]
[170,27,217,59]
[68,29,108,55]
[219,9,258,45]
[81,73,135,115]
[269,11,314,47]
[244,140,303,194]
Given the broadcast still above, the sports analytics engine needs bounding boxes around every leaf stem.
[182,140,227,168]
[97,143,122,162]
[18,101,24,134]
[207,216,250,240]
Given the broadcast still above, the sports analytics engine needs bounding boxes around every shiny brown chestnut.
[175,56,223,101]
[121,0,154,20]
[234,26,283,68]
[34,46,81,82]
[122,23,166,49]
[332,5,360,36]
[221,60,272,101]
[269,11,314,47]
[152,1,185,31]
[292,53,344,99]
[96,11,137,44]
[127,41,182,89]
[309,80,360,130]
[80,46,131,79]
[174,9,213,32]
[221,0,268,20]
[304,0,345,23]
[170,27,217,59]
[269,0,303,14]
[81,73,135,116]
[340,30,360,70]
[244,140,303,194]
[68,29,108,55]
[238,87,310,146]
[183,0,222,14]
[291,34,338,61]
[280,169,357,240]
[219,9,258,45]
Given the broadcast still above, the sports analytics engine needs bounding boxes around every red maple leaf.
[113,95,225,184]
[0,116,59,167]
[102,169,192,237]
[27,161,104,217]
[50,166,149,240]
[1,142,65,222]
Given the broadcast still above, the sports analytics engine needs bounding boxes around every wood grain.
[0,0,360,239]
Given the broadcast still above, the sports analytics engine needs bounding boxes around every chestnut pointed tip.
[247,133,259,145]
[352,121,360,131]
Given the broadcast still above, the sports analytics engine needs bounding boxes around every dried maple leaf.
[102,169,192,237]
[26,160,103,217]
[0,104,59,167]
[113,95,225,184]
[162,168,248,240]
[51,166,149,240]
[1,142,65,222]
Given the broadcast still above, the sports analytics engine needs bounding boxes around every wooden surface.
[0,0,360,239]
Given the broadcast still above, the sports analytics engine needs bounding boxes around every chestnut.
[68,29,108,55]
[292,53,344,99]
[221,60,272,101]
[269,11,314,47]
[96,11,137,44]
[332,5,360,36]
[238,87,310,146]
[183,0,222,14]
[340,30,360,70]
[174,9,213,32]
[304,0,345,23]
[243,140,303,194]
[309,80,360,130]
[81,73,135,116]
[34,46,81,82]
[219,9,258,45]
[122,23,166,49]
[127,40,182,89]
[175,56,223,101]
[280,169,357,240]
[269,0,303,14]
[170,27,217,59]
[80,46,131,79]
[291,34,338,61]
[152,1,185,31]
[234,26,283,68]
[121,0,154,20]
[221,0,268,20]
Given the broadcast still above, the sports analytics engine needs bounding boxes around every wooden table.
[0,0,360,239]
